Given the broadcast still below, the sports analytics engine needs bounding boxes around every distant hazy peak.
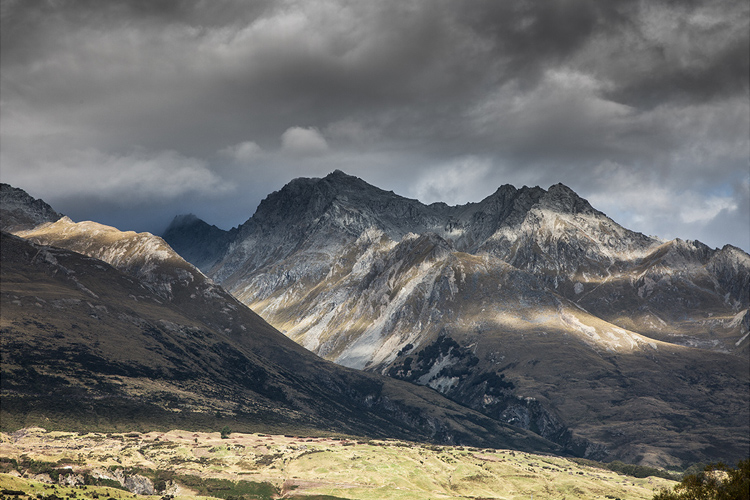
[167,213,202,227]
[0,183,63,232]
[164,213,230,235]
[163,213,234,273]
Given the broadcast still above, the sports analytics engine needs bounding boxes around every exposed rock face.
[0,183,63,232]
[58,473,85,487]
[122,474,156,495]
[164,170,750,467]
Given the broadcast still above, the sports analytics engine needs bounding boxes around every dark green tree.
[653,459,749,500]
[220,426,231,439]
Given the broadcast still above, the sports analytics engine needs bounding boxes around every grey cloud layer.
[1,0,748,250]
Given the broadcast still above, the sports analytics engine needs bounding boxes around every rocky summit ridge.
[164,170,750,467]
[0,183,63,232]
[165,170,748,354]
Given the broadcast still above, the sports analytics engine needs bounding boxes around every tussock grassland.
[0,428,675,499]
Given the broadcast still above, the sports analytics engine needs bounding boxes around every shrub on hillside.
[653,460,749,500]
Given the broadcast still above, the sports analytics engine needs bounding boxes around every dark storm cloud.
[0,0,747,250]
[456,0,605,74]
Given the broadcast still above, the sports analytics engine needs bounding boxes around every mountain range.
[2,174,748,469]
[0,183,556,453]
[162,170,750,468]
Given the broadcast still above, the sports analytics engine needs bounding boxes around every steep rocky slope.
[2,229,556,452]
[0,183,63,232]
[164,171,750,467]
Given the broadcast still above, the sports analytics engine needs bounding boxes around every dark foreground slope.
[0,231,557,454]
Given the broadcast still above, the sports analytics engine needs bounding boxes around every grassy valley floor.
[0,428,675,500]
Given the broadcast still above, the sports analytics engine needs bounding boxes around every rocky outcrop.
[122,473,156,495]
[0,183,63,232]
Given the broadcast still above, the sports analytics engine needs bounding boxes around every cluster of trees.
[653,460,749,500]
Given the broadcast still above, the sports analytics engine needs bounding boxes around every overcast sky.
[1,0,748,251]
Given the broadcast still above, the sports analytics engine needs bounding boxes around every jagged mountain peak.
[172,172,674,292]
[0,183,63,232]
[708,243,750,309]
[538,183,601,216]
[324,168,368,185]
[235,171,450,248]
[463,184,545,232]
[717,243,750,265]
[664,238,713,261]
[233,172,625,253]
[251,170,398,223]
[254,173,602,224]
